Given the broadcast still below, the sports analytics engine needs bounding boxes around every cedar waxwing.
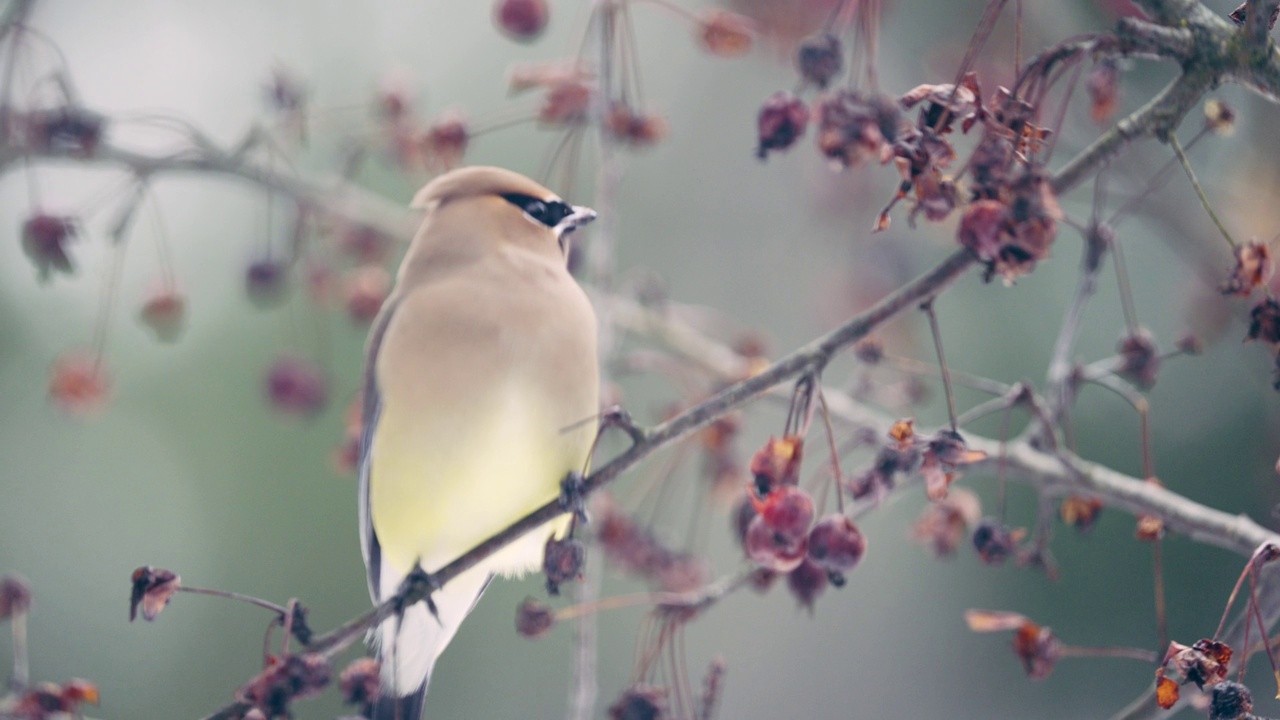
[358,166,600,719]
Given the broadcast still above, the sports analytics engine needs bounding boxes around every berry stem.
[1168,132,1237,250]
[920,300,958,432]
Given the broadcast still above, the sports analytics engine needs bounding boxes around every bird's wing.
[358,296,400,603]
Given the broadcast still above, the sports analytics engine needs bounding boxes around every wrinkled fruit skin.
[757,92,809,159]
[744,514,808,573]
[807,514,866,573]
[495,0,549,41]
[758,485,815,544]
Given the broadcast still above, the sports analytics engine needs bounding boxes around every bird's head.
[409,166,596,264]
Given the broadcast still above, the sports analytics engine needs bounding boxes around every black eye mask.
[501,193,574,228]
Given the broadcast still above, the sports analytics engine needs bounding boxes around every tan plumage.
[358,167,599,720]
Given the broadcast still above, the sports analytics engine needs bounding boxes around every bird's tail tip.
[367,685,427,720]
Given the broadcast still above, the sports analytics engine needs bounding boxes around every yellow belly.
[369,382,585,576]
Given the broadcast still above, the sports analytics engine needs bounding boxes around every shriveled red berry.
[608,685,667,720]
[246,258,290,308]
[786,559,828,612]
[129,566,181,622]
[495,0,548,41]
[139,286,186,342]
[756,91,809,159]
[264,355,327,417]
[744,514,807,572]
[757,485,814,544]
[1247,297,1280,344]
[338,224,392,264]
[796,33,842,88]
[21,213,78,281]
[1210,680,1253,720]
[698,9,754,57]
[344,265,390,325]
[806,514,866,574]
[972,517,1022,565]
[516,597,556,638]
[338,657,381,706]
[1086,58,1121,124]
[0,575,32,619]
[49,351,110,417]
[543,534,585,595]
[420,111,470,172]
[1117,328,1160,389]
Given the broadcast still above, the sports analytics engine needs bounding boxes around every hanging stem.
[1169,132,1237,250]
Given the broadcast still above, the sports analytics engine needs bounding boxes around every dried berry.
[339,224,392,264]
[1248,297,1280,344]
[605,105,668,147]
[61,679,100,707]
[49,351,110,417]
[516,597,556,638]
[0,575,32,619]
[129,566,180,622]
[538,80,594,127]
[814,89,899,168]
[1012,620,1061,679]
[495,0,549,41]
[1221,241,1272,296]
[748,435,803,495]
[237,653,332,717]
[698,9,754,57]
[21,213,78,281]
[344,265,390,325]
[420,111,470,172]
[1058,495,1103,531]
[743,514,808,572]
[972,518,1023,565]
[1159,638,1233,693]
[900,77,979,133]
[608,685,667,720]
[756,91,809,159]
[246,258,290,308]
[543,534,586,595]
[912,488,981,556]
[957,199,1007,260]
[786,559,828,612]
[755,485,815,544]
[139,286,186,342]
[806,514,866,574]
[1117,328,1160,389]
[1135,514,1165,541]
[1086,58,1121,124]
[264,354,328,417]
[338,657,381,706]
[796,33,842,88]
[1210,680,1253,720]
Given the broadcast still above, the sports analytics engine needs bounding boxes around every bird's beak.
[557,205,598,234]
[555,206,597,256]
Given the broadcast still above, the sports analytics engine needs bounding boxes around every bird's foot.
[559,470,589,527]
[394,566,441,621]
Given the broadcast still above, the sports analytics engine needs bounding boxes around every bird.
[357,166,600,719]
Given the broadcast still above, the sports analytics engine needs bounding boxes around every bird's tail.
[368,685,427,720]
[370,568,493,720]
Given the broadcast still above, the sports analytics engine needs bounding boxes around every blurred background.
[2,0,1280,718]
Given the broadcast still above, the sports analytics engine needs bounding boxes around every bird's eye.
[525,200,548,222]
[502,193,572,228]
